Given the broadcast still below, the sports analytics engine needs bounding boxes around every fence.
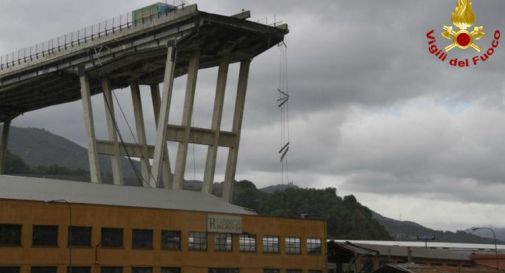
[0,4,187,71]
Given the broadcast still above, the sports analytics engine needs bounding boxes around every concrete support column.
[80,73,102,183]
[150,46,177,187]
[151,84,172,188]
[0,119,11,174]
[202,59,229,194]
[173,52,200,190]
[102,78,123,185]
[131,82,150,186]
[222,60,251,202]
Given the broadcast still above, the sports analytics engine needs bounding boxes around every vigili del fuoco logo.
[426,0,500,67]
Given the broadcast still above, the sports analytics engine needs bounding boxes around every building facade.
[0,176,327,273]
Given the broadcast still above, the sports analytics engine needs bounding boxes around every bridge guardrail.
[0,4,187,71]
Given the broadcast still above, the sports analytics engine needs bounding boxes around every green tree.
[4,150,31,174]
[231,183,392,240]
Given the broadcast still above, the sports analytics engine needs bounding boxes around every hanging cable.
[102,91,150,187]
[113,92,138,144]
[277,40,291,185]
[284,42,291,185]
[111,90,160,187]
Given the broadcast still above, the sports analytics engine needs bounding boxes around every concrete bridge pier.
[131,82,151,187]
[80,72,102,184]
[202,59,229,194]
[0,119,11,174]
[173,51,200,190]
[150,84,173,189]
[102,78,123,185]
[223,60,251,202]
[150,46,177,187]
[76,46,252,202]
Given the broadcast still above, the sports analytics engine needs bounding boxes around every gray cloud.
[4,0,505,231]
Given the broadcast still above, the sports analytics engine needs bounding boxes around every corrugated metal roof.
[375,264,413,273]
[0,175,255,215]
[334,242,471,261]
[377,263,498,273]
[328,241,379,255]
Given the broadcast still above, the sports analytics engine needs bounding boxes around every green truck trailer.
[132,2,176,22]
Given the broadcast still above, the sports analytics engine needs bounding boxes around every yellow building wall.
[0,199,327,273]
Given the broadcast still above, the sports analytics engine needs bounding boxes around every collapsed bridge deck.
[0,4,288,201]
[0,5,288,122]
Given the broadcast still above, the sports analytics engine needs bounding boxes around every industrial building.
[0,176,327,273]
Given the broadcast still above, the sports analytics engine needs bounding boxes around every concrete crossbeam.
[96,140,155,158]
[96,126,236,158]
[222,60,251,202]
[102,78,123,185]
[167,125,236,148]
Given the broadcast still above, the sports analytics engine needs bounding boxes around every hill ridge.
[2,125,499,243]
[2,125,139,182]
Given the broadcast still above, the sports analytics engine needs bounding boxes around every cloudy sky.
[2,0,505,232]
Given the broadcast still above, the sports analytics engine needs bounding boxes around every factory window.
[32,225,58,246]
[239,234,256,252]
[188,232,207,251]
[208,269,239,273]
[262,235,279,253]
[307,238,322,254]
[214,233,232,252]
[67,267,91,273]
[264,269,280,273]
[161,230,181,250]
[68,226,91,247]
[0,267,20,273]
[31,267,57,273]
[285,237,301,254]
[101,228,123,248]
[0,224,21,246]
[132,229,153,249]
[161,268,181,273]
[286,270,302,273]
[132,267,152,273]
[101,267,123,273]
